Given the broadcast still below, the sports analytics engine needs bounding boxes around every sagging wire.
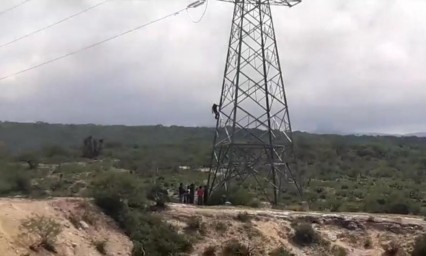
[186,0,208,23]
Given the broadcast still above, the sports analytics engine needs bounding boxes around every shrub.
[185,217,206,235]
[214,221,228,233]
[382,240,402,256]
[15,152,39,170]
[92,173,146,220]
[93,240,107,255]
[146,185,170,203]
[236,212,252,222]
[126,212,192,256]
[19,215,62,252]
[269,247,294,256]
[0,163,32,196]
[68,214,80,229]
[364,237,373,249]
[203,245,217,256]
[207,187,255,206]
[292,223,319,246]
[222,239,250,256]
[412,234,426,256]
[331,245,347,256]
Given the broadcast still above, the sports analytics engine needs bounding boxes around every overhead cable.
[0,0,31,16]
[0,1,204,82]
[187,0,208,23]
[0,0,109,49]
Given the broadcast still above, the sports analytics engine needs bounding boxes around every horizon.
[1,120,425,137]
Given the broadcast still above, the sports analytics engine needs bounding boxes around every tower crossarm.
[217,0,301,7]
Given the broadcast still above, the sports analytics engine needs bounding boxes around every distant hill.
[405,132,426,137]
[0,122,214,153]
[0,121,425,154]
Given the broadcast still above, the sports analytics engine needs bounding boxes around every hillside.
[0,198,425,256]
[163,203,426,256]
[0,198,132,256]
[1,121,426,215]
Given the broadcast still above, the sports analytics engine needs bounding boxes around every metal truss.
[207,0,302,205]
[218,0,301,7]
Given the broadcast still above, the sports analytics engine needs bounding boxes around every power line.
[0,0,31,16]
[187,0,208,23]
[0,0,109,49]
[0,2,204,82]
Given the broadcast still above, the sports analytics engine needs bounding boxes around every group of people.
[178,183,208,205]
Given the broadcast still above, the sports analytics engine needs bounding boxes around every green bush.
[292,223,319,246]
[412,234,426,256]
[207,187,255,206]
[222,239,250,256]
[19,215,62,252]
[126,211,192,256]
[0,163,32,196]
[15,152,39,169]
[92,173,192,256]
[92,173,147,219]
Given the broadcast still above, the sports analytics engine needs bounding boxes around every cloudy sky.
[0,0,425,134]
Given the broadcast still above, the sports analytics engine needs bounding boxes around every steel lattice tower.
[207,0,302,205]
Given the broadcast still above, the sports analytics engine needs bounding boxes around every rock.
[328,233,338,242]
[347,221,358,230]
[79,221,89,229]
[71,243,77,248]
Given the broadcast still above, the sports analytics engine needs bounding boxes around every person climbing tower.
[212,103,219,120]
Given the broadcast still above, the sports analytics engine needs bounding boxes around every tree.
[16,152,39,169]
[82,136,104,159]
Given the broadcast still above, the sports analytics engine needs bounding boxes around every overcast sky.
[1,0,425,134]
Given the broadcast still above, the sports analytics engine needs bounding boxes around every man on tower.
[212,103,219,120]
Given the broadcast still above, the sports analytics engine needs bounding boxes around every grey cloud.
[0,0,425,134]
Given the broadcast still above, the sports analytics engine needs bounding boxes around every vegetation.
[214,221,228,233]
[412,234,426,256]
[222,239,251,256]
[0,122,426,255]
[364,237,373,249]
[0,122,425,215]
[185,217,207,235]
[93,240,107,255]
[269,247,294,256]
[331,245,348,256]
[203,245,217,256]
[292,222,320,246]
[382,241,403,256]
[19,215,62,253]
[91,172,192,256]
[235,212,252,222]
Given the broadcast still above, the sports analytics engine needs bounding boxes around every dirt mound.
[162,204,426,256]
[0,198,132,256]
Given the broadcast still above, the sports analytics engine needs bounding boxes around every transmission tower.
[207,0,302,205]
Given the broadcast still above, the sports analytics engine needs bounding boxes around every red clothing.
[197,188,204,197]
